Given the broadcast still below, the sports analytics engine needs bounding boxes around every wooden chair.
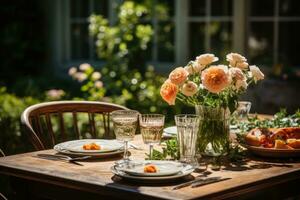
[21,101,128,150]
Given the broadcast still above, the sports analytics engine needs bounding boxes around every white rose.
[229,67,245,81]
[195,54,219,66]
[68,67,77,76]
[181,81,198,96]
[235,79,248,90]
[249,65,264,81]
[91,72,101,80]
[79,63,91,71]
[226,53,247,67]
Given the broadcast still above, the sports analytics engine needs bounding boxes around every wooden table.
[1,135,300,200]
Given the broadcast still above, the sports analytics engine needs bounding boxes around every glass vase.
[195,105,230,157]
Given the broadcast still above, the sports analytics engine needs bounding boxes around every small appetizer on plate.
[144,165,158,173]
[83,142,101,150]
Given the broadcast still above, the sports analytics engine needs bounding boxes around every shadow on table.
[222,155,296,172]
[109,174,196,187]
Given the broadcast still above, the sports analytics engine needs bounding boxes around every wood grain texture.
[1,135,300,200]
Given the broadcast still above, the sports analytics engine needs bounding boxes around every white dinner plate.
[62,139,123,153]
[54,139,124,158]
[112,163,194,182]
[116,160,184,177]
[163,126,177,138]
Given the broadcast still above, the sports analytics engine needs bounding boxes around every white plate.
[112,164,194,182]
[163,126,177,135]
[163,126,177,138]
[116,161,184,177]
[62,139,123,153]
[54,140,124,158]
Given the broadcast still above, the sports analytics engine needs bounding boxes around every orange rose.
[201,65,230,93]
[169,67,188,85]
[160,80,178,105]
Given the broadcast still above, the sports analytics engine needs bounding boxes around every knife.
[191,177,231,188]
[173,177,222,190]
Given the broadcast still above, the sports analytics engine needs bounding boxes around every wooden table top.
[1,134,300,200]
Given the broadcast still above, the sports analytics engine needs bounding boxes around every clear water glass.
[175,114,200,167]
[111,110,139,163]
[139,114,165,159]
[236,101,252,121]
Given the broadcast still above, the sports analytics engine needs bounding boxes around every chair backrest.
[21,101,128,150]
[0,149,4,157]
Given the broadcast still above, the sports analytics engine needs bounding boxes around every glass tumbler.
[236,101,252,121]
[175,114,200,167]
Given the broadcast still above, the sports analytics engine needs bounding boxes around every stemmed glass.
[111,110,139,164]
[139,114,165,159]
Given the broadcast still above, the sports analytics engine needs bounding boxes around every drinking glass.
[139,114,165,159]
[111,110,139,163]
[175,114,200,167]
[236,101,252,121]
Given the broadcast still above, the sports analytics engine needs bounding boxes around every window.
[249,0,300,68]
[188,0,233,60]
[146,0,175,63]
[70,0,108,61]
[54,0,300,72]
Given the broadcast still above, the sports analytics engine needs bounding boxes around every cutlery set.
[173,176,231,190]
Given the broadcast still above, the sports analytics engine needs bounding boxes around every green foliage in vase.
[196,106,230,155]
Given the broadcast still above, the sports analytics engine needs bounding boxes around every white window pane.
[279,0,300,17]
[250,0,274,16]
[211,0,233,16]
[279,22,300,67]
[189,0,206,16]
[189,22,206,59]
[248,22,273,66]
[71,24,89,59]
[210,22,232,58]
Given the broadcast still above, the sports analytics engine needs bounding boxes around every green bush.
[0,87,39,155]
[68,1,185,123]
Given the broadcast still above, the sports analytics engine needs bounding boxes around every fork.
[35,154,91,166]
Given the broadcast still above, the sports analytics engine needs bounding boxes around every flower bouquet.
[160,53,264,156]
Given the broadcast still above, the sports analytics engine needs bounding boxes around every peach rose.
[182,81,198,96]
[160,80,178,105]
[201,65,230,93]
[169,67,189,85]
[235,62,249,70]
[249,65,264,81]
[229,67,245,81]
[196,54,219,66]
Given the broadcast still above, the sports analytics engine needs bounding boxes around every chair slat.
[36,115,43,137]
[58,112,66,141]
[45,113,56,146]
[88,113,96,138]
[72,112,80,139]
[102,113,108,138]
